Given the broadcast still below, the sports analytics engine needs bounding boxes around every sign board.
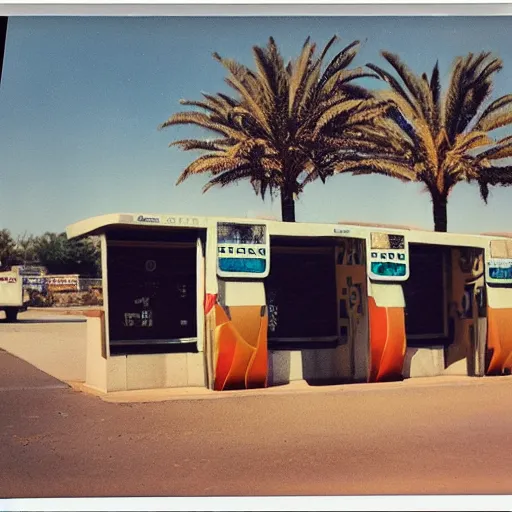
[22,276,47,292]
[367,232,410,282]
[134,214,201,227]
[19,266,46,277]
[216,222,270,279]
[487,258,512,285]
[486,240,512,285]
[46,275,80,292]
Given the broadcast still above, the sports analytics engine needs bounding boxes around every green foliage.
[0,229,19,268]
[1,229,100,276]
[33,232,100,276]
[16,232,38,265]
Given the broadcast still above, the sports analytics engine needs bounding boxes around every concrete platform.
[69,374,512,404]
[0,309,87,382]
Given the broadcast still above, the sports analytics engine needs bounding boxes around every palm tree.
[159,36,391,222]
[313,51,512,232]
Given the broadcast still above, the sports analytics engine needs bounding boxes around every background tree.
[0,229,19,268]
[34,232,100,276]
[160,35,390,222]
[315,51,512,232]
[15,232,37,265]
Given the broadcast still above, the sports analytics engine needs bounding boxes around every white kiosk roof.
[66,212,508,249]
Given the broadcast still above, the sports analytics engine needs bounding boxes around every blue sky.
[1,15,512,237]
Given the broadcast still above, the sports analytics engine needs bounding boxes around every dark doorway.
[402,244,448,345]
[266,246,337,343]
[107,244,197,347]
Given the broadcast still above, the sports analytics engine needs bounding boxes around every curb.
[67,381,106,398]
[66,374,512,404]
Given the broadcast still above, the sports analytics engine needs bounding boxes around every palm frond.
[159,112,244,140]
[381,51,433,124]
[477,165,512,202]
[222,77,272,136]
[430,61,441,133]
[472,55,502,85]
[366,63,419,116]
[453,131,493,154]
[334,158,417,182]
[177,155,248,185]
[251,38,286,106]
[475,111,512,132]
[477,142,512,161]
[178,99,222,115]
[202,166,255,192]
[288,38,316,115]
[343,102,391,127]
[444,53,500,142]
[312,99,365,136]
[337,67,380,85]
[212,52,254,83]
[475,95,512,128]
[170,138,233,152]
[317,40,360,93]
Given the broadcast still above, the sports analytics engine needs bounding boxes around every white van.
[0,266,28,322]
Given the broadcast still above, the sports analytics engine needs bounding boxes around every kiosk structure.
[66,213,512,393]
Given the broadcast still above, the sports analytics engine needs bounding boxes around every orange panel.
[368,296,406,383]
[368,296,388,382]
[214,303,230,326]
[213,306,237,391]
[229,306,262,348]
[377,307,406,382]
[219,323,255,390]
[213,304,268,391]
[486,307,512,375]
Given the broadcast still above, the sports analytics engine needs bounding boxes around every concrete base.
[84,311,206,393]
[268,348,348,386]
[107,352,206,392]
[403,346,468,378]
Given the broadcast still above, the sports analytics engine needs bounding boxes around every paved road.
[2,346,512,498]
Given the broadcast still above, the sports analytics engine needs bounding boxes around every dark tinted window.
[403,245,446,338]
[266,249,337,339]
[107,244,197,343]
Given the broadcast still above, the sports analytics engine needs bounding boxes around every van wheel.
[5,308,18,323]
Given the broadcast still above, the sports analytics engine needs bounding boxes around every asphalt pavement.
[2,345,512,497]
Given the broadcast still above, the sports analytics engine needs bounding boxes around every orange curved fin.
[368,296,406,382]
[486,307,512,375]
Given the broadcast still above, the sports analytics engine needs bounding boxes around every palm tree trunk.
[280,188,296,222]
[432,193,448,232]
